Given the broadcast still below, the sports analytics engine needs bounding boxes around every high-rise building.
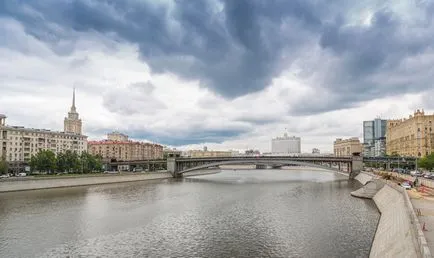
[64,87,82,135]
[0,90,88,172]
[363,118,387,157]
[333,137,362,156]
[386,110,434,157]
[271,133,301,154]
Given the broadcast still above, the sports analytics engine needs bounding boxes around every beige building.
[182,149,232,158]
[0,91,87,171]
[334,137,362,156]
[64,88,82,135]
[88,133,163,161]
[386,109,434,157]
[163,147,182,158]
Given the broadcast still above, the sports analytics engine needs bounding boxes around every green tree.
[30,150,56,173]
[0,158,8,175]
[64,150,80,173]
[418,153,434,171]
[79,152,103,173]
[56,152,67,172]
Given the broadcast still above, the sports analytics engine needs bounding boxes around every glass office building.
[363,118,387,157]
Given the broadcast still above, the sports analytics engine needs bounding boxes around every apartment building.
[88,132,163,161]
[386,109,434,157]
[0,90,87,171]
[333,137,363,156]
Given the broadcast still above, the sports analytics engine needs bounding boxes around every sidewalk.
[408,188,434,255]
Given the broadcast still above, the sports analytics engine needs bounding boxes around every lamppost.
[415,157,418,171]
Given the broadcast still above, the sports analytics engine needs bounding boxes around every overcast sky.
[1,0,434,153]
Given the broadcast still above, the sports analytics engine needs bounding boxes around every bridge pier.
[349,154,363,179]
[256,164,266,169]
[167,158,183,178]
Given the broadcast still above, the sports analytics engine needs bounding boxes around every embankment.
[0,172,173,193]
[352,172,432,258]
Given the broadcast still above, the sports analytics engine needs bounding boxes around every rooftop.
[88,140,162,146]
[2,124,87,137]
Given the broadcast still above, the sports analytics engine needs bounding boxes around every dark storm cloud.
[2,0,434,116]
[290,6,434,115]
[0,0,325,98]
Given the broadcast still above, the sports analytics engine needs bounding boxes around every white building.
[64,87,83,135]
[271,133,301,154]
[0,89,87,172]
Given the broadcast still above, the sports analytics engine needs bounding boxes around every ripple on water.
[0,170,378,258]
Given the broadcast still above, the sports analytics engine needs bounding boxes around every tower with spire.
[64,87,82,135]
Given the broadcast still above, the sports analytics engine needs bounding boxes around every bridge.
[105,155,417,178]
[106,159,167,171]
[167,155,363,179]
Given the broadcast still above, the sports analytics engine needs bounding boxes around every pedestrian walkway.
[408,189,434,255]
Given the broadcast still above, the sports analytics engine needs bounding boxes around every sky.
[1,0,434,153]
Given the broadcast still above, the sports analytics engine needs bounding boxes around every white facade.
[271,133,301,154]
[0,89,87,169]
[0,124,87,162]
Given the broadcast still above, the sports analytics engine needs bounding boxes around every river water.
[0,169,379,258]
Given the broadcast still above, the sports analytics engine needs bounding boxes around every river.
[0,169,379,258]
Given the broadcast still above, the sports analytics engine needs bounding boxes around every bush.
[381,173,392,180]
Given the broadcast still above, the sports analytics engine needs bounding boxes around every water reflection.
[0,169,378,258]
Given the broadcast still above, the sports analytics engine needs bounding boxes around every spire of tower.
[70,86,77,113]
[72,86,76,109]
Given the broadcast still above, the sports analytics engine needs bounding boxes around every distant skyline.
[1,0,434,153]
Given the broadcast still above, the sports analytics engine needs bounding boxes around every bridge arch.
[178,159,343,174]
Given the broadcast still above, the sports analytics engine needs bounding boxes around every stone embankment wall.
[352,172,432,258]
[0,173,173,192]
[355,173,376,185]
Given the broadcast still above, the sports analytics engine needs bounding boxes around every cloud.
[103,81,166,115]
[0,0,325,98]
[2,0,434,152]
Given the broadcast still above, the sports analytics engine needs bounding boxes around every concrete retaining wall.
[351,173,384,199]
[354,172,374,185]
[351,180,385,199]
[0,173,173,192]
[352,172,432,258]
[385,183,432,258]
[370,185,420,258]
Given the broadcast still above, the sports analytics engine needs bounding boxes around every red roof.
[88,140,162,147]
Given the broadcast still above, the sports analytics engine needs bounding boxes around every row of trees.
[417,153,434,171]
[30,150,103,174]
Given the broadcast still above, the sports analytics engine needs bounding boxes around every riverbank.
[352,172,432,258]
[0,172,173,193]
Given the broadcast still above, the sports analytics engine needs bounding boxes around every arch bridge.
[167,155,363,178]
